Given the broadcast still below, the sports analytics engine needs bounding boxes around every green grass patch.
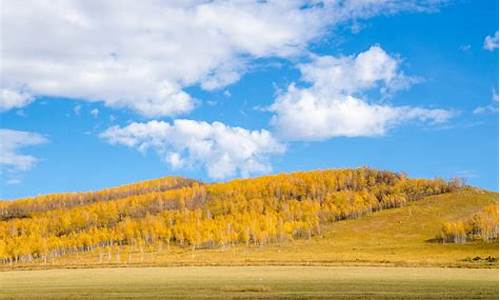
[0,266,497,299]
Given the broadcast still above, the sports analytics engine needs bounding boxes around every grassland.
[3,189,496,270]
[0,266,498,299]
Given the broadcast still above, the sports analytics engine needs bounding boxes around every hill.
[0,168,497,269]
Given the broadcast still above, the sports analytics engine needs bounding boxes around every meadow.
[0,266,497,299]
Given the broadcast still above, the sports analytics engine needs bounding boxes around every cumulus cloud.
[473,88,499,114]
[0,129,48,173]
[0,89,34,112]
[484,31,499,51]
[270,46,454,141]
[2,0,444,115]
[100,120,285,179]
[298,46,415,95]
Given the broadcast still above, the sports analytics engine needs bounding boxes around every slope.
[127,188,498,268]
[2,188,497,269]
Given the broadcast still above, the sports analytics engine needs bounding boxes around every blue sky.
[1,0,498,199]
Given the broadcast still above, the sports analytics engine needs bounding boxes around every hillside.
[15,188,494,270]
[0,176,197,218]
[0,168,497,269]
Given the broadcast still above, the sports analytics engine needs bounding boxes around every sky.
[0,0,498,199]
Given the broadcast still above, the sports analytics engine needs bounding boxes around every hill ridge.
[0,176,199,218]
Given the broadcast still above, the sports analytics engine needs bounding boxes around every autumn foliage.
[439,203,498,244]
[0,168,460,264]
[0,176,197,219]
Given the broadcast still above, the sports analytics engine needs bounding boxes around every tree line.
[0,176,197,219]
[439,203,498,244]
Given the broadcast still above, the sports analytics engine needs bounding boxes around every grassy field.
[0,266,497,299]
[3,189,496,270]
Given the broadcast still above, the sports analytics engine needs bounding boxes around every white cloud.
[473,88,499,114]
[484,31,499,51]
[298,46,415,96]
[100,120,285,179]
[0,88,34,112]
[0,129,48,173]
[270,46,454,141]
[90,108,99,118]
[2,0,444,116]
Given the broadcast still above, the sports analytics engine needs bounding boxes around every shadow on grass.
[425,238,443,243]
[218,285,272,293]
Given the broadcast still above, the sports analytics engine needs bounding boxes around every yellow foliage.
[439,203,498,243]
[0,168,456,263]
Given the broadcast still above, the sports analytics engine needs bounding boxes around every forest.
[0,168,485,264]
